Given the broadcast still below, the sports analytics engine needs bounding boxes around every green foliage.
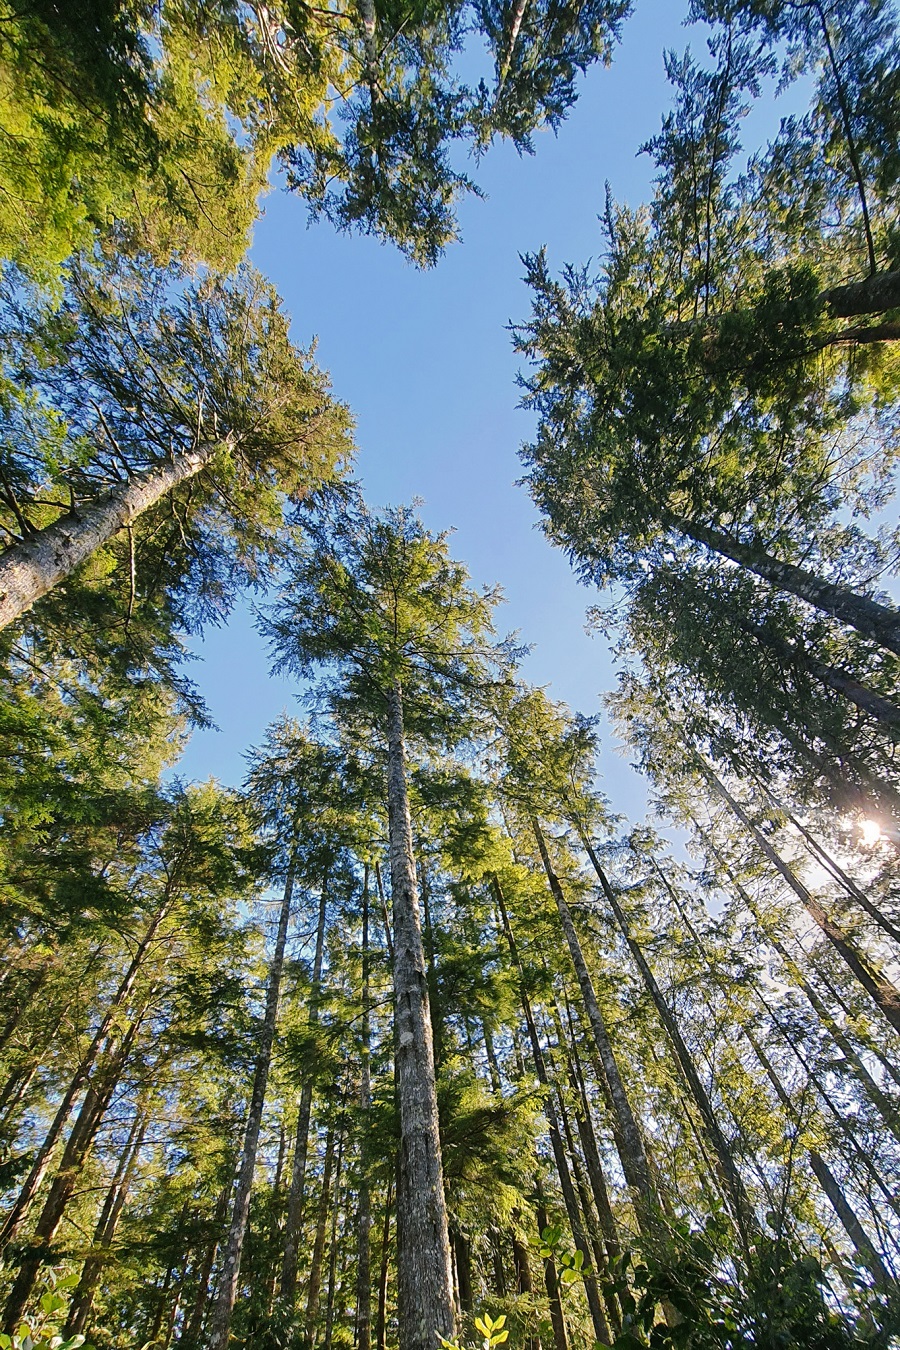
[0,1273,91,1350]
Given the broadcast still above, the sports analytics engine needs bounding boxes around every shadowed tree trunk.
[702,764,900,1033]
[356,865,373,1350]
[529,825,658,1223]
[577,828,756,1248]
[207,862,296,1350]
[672,516,900,656]
[281,873,329,1306]
[386,680,455,1350]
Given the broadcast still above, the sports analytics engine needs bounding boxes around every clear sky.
[174,0,804,827]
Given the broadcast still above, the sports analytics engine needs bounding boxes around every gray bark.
[0,898,174,1253]
[578,830,756,1247]
[356,865,373,1350]
[672,516,900,656]
[207,864,295,1350]
[386,680,455,1350]
[703,766,900,1034]
[530,822,657,1221]
[0,442,220,631]
[280,875,329,1305]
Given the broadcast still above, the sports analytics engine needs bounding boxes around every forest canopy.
[1,3,900,1350]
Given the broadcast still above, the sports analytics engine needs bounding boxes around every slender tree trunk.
[385,680,455,1350]
[535,1184,569,1350]
[178,1185,231,1348]
[281,874,329,1305]
[0,899,173,1252]
[375,1176,393,1350]
[702,765,900,1033]
[65,1107,148,1336]
[746,1026,895,1291]
[577,829,756,1246]
[529,826,657,1221]
[306,1127,338,1339]
[494,880,609,1342]
[2,998,149,1331]
[0,441,222,631]
[736,613,900,735]
[556,1093,615,1343]
[672,516,900,656]
[758,786,900,945]
[207,863,296,1350]
[356,866,373,1350]
[323,1148,344,1350]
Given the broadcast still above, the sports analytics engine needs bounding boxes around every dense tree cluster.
[1,2,900,1350]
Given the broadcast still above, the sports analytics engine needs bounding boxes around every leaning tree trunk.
[0,441,222,631]
[65,1108,148,1336]
[746,1025,895,1293]
[385,680,455,1350]
[671,516,900,656]
[207,862,295,1350]
[577,830,756,1248]
[0,898,174,1253]
[702,765,900,1034]
[735,613,900,736]
[2,998,149,1332]
[529,824,658,1224]
[280,874,329,1306]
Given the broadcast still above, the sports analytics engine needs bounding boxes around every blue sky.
[175,0,804,826]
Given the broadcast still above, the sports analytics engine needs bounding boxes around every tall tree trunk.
[323,1143,344,1350]
[576,829,756,1246]
[745,1026,895,1291]
[702,764,900,1033]
[207,863,296,1350]
[535,1184,569,1350]
[672,515,900,656]
[529,826,658,1222]
[178,1184,231,1348]
[0,441,222,631]
[375,1176,393,1350]
[0,898,173,1253]
[385,680,455,1350]
[493,880,609,1343]
[65,1107,148,1336]
[756,785,900,945]
[2,997,149,1331]
[735,612,900,735]
[306,1127,338,1339]
[356,866,373,1350]
[281,874,329,1305]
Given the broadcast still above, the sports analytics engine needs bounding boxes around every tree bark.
[702,765,900,1034]
[0,441,221,631]
[577,830,756,1247]
[385,680,455,1350]
[280,874,329,1306]
[672,516,900,656]
[2,998,149,1331]
[824,270,900,318]
[65,1108,148,1336]
[207,863,296,1350]
[727,610,900,736]
[375,1176,393,1350]
[306,1126,337,1338]
[0,899,173,1253]
[356,865,373,1350]
[529,825,658,1222]
[535,1185,569,1350]
[746,1026,895,1292]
